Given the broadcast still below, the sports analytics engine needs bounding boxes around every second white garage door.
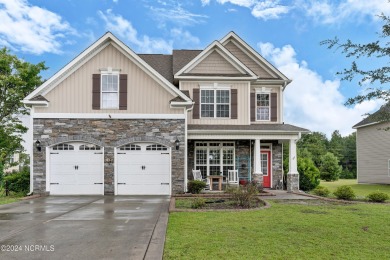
[116,143,171,195]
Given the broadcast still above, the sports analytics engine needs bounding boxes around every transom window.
[101,74,119,109]
[119,144,141,151]
[146,144,168,151]
[201,88,230,118]
[194,142,235,180]
[79,144,101,150]
[52,144,74,150]
[256,93,270,121]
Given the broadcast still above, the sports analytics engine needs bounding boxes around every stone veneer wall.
[271,142,283,188]
[33,118,185,195]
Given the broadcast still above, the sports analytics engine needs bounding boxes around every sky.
[1,0,389,139]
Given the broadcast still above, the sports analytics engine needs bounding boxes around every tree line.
[283,130,356,191]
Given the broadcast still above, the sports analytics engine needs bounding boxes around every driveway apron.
[0,196,170,260]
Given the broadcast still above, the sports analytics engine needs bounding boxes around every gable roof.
[174,40,257,80]
[220,32,291,88]
[353,103,390,129]
[24,32,192,105]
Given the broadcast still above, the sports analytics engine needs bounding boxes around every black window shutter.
[250,92,255,122]
[193,88,200,119]
[92,74,100,110]
[231,89,238,119]
[119,74,127,110]
[271,93,277,122]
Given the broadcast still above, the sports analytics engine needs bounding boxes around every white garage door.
[116,143,171,195]
[49,142,104,195]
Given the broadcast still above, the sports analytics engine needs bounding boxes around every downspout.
[184,102,195,193]
[23,104,34,196]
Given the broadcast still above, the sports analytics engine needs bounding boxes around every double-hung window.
[101,73,119,109]
[200,84,230,118]
[256,93,270,121]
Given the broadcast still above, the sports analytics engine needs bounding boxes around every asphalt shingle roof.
[188,124,309,132]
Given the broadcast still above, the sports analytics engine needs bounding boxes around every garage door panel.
[118,173,170,184]
[49,142,103,195]
[116,143,171,195]
[117,184,170,195]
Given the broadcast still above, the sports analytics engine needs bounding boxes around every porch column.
[253,138,263,188]
[287,139,299,192]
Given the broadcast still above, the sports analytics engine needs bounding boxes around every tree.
[321,14,390,110]
[297,157,320,191]
[297,132,328,168]
[0,48,46,168]
[328,130,343,160]
[320,152,342,181]
[339,132,357,178]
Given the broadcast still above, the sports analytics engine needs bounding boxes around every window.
[101,74,119,109]
[119,144,141,151]
[146,144,168,151]
[256,93,270,121]
[52,144,74,150]
[194,142,235,180]
[201,89,230,118]
[79,144,101,150]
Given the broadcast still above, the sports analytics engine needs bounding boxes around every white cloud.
[170,28,200,46]
[98,9,172,54]
[299,0,390,24]
[258,41,383,137]
[211,0,289,20]
[201,0,211,6]
[0,0,75,54]
[149,1,208,27]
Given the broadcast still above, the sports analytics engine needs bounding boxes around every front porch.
[186,124,307,192]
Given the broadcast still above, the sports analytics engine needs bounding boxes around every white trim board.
[33,113,186,119]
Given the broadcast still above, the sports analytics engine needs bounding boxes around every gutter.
[184,103,194,193]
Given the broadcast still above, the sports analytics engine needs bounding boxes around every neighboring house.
[4,153,20,173]
[353,104,390,184]
[23,31,308,195]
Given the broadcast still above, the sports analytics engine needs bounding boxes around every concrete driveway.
[0,196,170,260]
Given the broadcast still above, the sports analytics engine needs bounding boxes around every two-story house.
[23,32,308,195]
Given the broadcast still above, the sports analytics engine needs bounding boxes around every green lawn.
[320,179,390,198]
[164,200,390,259]
[0,189,24,205]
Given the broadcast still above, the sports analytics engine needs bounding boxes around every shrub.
[312,186,330,197]
[320,152,342,181]
[366,192,389,203]
[3,167,30,196]
[339,169,356,179]
[191,197,206,209]
[187,180,206,194]
[298,157,320,191]
[227,182,258,208]
[333,185,356,200]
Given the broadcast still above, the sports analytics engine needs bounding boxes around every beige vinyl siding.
[250,85,282,124]
[224,41,277,79]
[188,51,242,75]
[356,122,390,184]
[34,44,180,114]
[181,81,249,125]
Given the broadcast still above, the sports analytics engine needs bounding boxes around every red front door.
[261,151,271,188]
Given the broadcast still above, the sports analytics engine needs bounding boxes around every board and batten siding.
[34,44,181,114]
[188,51,241,75]
[180,81,249,125]
[224,41,277,79]
[357,122,390,184]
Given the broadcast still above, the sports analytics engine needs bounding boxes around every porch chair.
[227,170,239,184]
[192,169,209,189]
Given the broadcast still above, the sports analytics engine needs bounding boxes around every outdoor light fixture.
[35,140,41,152]
[175,139,180,150]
